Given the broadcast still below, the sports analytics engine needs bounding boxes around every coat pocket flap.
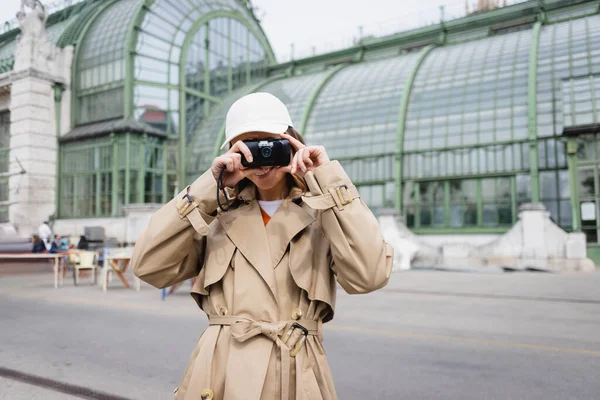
[288,240,336,319]
[203,236,236,289]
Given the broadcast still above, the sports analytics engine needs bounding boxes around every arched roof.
[185,4,600,190]
[69,0,274,130]
[403,28,532,180]
[304,54,420,184]
[77,0,140,89]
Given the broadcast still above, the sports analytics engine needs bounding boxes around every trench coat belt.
[209,315,320,400]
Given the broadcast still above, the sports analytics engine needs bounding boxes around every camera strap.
[217,166,231,212]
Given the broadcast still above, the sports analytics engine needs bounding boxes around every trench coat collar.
[217,183,314,303]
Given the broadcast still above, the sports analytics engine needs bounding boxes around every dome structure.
[0,0,599,253]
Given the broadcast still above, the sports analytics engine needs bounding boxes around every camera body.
[240,139,291,168]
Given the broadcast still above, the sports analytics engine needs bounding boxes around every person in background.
[49,235,66,254]
[38,221,52,251]
[59,237,70,250]
[76,235,89,250]
[31,235,46,253]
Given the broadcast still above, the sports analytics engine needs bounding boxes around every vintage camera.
[240,139,291,168]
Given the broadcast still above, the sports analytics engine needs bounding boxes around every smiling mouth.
[255,167,273,177]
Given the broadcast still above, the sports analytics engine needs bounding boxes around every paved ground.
[0,267,599,399]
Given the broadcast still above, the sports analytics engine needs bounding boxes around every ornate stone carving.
[13,0,58,74]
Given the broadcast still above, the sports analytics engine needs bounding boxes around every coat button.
[292,308,302,320]
[201,389,214,400]
[218,306,228,316]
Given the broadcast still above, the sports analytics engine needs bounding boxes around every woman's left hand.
[280,133,330,176]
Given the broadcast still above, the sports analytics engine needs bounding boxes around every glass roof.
[537,14,600,136]
[304,54,420,184]
[406,29,531,152]
[136,0,247,68]
[306,55,419,158]
[78,0,140,90]
[403,30,531,179]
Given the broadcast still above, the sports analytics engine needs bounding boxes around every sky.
[0,0,526,62]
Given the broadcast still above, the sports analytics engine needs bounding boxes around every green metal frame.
[567,137,581,231]
[395,44,435,211]
[298,64,348,136]
[53,84,65,220]
[60,139,115,219]
[124,0,152,119]
[69,0,120,128]
[527,21,543,203]
[267,0,596,75]
[405,176,517,231]
[45,0,600,224]
[177,9,277,187]
[111,133,119,216]
[125,133,131,207]
[56,1,104,48]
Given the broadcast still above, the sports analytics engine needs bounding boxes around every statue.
[16,0,48,41]
[14,0,54,71]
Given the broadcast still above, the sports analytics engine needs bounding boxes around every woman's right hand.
[211,141,254,188]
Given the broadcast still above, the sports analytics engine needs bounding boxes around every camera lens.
[261,147,272,158]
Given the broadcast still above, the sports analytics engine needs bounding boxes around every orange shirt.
[260,207,271,226]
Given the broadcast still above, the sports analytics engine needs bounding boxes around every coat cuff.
[174,169,219,234]
[302,161,360,211]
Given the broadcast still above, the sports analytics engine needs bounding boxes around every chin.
[248,169,287,191]
[251,177,280,191]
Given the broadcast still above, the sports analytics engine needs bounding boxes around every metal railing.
[276,0,531,62]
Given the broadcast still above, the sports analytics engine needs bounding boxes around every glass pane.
[307,53,420,161]
[579,169,595,196]
[516,174,532,203]
[539,171,557,200]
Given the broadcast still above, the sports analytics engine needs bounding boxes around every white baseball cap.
[220,92,294,150]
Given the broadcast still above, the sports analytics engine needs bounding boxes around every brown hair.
[234,126,308,200]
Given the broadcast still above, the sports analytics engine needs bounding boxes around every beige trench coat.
[132,161,393,400]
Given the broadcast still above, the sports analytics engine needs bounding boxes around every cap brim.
[220,122,289,150]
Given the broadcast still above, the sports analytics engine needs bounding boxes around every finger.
[214,155,228,170]
[228,154,243,173]
[229,141,253,164]
[290,152,301,174]
[226,157,235,172]
[296,148,307,173]
[219,155,237,172]
[280,133,305,151]
[303,147,312,167]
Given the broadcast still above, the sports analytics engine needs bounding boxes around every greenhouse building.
[1,0,600,266]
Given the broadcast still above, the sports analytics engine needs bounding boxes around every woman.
[132,92,393,400]
[31,235,46,253]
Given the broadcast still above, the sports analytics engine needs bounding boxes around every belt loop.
[317,319,323,343]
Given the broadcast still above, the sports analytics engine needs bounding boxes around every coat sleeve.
[131,169,219,289]
[303,161,393,294]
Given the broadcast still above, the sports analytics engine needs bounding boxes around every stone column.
[7,1,73,235]
[8,75,58,235]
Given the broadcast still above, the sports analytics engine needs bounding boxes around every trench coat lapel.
[266,200,315,268]
[217,201,278,301]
